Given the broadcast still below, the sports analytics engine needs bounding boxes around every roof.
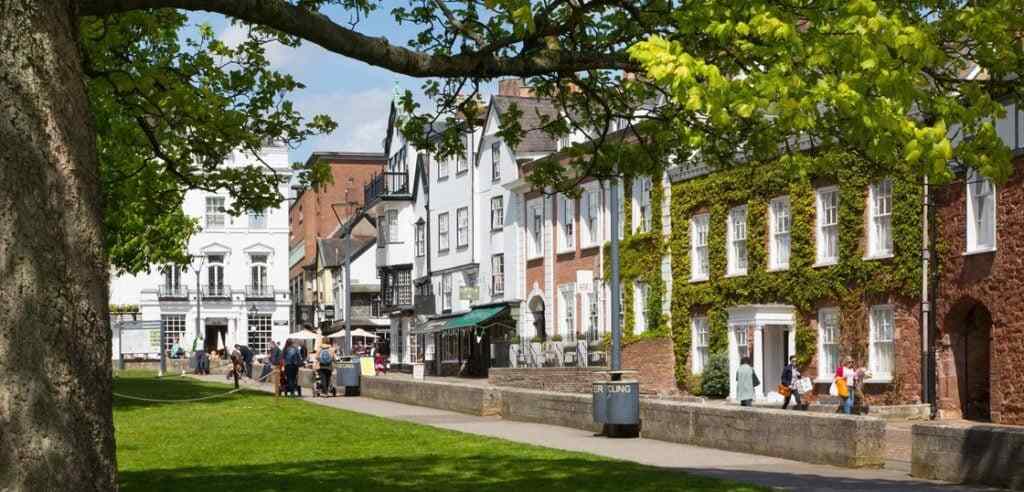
[445,305,509,329]
[491,95,559,154]
[317,235,376,268]
[303,151,386,167]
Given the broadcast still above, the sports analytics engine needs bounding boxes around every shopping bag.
[829,381,838,397]
[798,377,813,394]
[835,377,849,398]
[777,384,791,397]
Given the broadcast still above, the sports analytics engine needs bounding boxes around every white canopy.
[286,329,319,340]
[329,328,377,339]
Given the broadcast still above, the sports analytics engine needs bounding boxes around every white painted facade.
[109,143,293,359]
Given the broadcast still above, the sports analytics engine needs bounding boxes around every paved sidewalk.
[193,375,990,491]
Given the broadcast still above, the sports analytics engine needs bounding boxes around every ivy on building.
[664,152,923,394]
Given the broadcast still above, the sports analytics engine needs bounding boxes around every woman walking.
[736,356,758,407]
[781,356,802,410]
[836,357,857,414]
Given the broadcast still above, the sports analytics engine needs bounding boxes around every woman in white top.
[836,357,857,414]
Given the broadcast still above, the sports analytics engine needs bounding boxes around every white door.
[762,326,786,401]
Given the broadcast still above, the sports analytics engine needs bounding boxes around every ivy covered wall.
[665,153,923,396]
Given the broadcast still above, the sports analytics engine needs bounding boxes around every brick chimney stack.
[498,78,534,97]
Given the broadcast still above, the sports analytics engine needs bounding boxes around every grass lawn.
[114,371,766,491]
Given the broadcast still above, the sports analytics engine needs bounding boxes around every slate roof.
[318,235,376,268]
[491,95,559,154]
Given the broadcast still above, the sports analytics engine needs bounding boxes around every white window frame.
[815,186,840,265]
[769,196,791,270]
[529,202,543,259]
[691,317,709,373]
[587,291,599,339]
[735,327,748,361]
[456,207,469,248]
[249,254,269,291]
[438,212,450,252]
[161,314,187,352]
[491,142,501,182]
[580,188,600,248]
[727,205,748,276]
[441,273,452,312]
[437,154,449,180]
[559,283,576,338]
[456,137,469,175]
[558,195,575,254]
[634,282,648,333]
[205,196,226,228]
[491,254,504,297]
[247,313,272,355]
[817,308,840,382]
[415,222,425,257]
[637,177,652,233]
[690,214,710,282]
[491,196,504,231]
[869,305,895,381]
[867,179,894,258]
[966,170,997,254]
[248,209,267,228]
[386,209,398,243]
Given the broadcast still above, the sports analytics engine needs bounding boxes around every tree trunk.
[0,1,117,489]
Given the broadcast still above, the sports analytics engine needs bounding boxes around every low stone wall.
[361,376,501,416]
[807,402,931,421]
[912,422,1024,489]
[500,387,601,433]
[488,368,609,394]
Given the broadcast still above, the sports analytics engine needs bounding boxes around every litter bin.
[335,357,361,396]
[592,372,640,438]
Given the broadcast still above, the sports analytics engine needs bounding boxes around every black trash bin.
[335,357,361,396]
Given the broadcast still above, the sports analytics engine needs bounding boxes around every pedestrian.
[192,334,208,375]
[781,356,802,410]
[227,346,242,388]
[736,356,759,407]
[284,340,303,397]
[268,341,283,396]
[835,357,857,414]
[235,344,254,378]
[374,351,386,375]
[316,343,334,395]
[170,337,182,359]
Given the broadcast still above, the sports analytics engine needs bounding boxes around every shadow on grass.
[119,455,752,492]
[112,373,265,411]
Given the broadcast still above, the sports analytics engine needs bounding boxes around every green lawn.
[114,371,765,491]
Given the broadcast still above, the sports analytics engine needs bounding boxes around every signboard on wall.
[324,305,336,320]
[459,286,479,301]
[576,270,593,295]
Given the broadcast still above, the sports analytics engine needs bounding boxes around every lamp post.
[189,254,207,373]
[330,201,358,357]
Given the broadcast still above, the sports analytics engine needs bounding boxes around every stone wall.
[361,376,502,416]
[488,367,608,393]
[621,337,678,396]
[934,158,1024,424]
[500,387,600,433]
[912,422,1024,489]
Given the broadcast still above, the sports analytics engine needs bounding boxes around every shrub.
[700,352,730,399]
[510,335,521,344]
[530,335,544,343]
[551,334,563,342]
[686,372,703,396]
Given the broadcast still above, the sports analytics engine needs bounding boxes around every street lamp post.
[330,201,358,357]
[189,254,207,373]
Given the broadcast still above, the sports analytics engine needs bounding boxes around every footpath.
[192,374,991,492]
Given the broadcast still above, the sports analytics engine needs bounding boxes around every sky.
[188,3,480,165]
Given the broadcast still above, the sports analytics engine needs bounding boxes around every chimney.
[498,78,534,97]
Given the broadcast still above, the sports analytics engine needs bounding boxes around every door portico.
[727,304,796,401]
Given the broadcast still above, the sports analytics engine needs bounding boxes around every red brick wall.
[622,337,679,396]
[935,158,1024,424]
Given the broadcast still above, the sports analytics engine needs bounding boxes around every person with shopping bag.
[780,356,802,410]
[736,357,759,407]
[831,357,857,414]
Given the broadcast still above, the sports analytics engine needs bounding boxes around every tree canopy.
[78,0,1024,273]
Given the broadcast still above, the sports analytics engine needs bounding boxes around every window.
[690,214,709,281]
[206,254,226,297]
[587,291,599,340]
[247,313,272,355]
[456,207,469,248]
[966,170,996,252]
[415,222,425,257]
[441,273,452,312]
[491,196,504,231]
[559,195,575,252]
[559,284,576,338]
[250,254,269,296]
[816,187,839,264]
[162,265,183,295]
[377,214,386,245]
[735,327,748,361]
[491,254,504,297]
[248,209,267,228]
[769,197,791,269]
[868,179,893,257]
[438,212,450,252]
[692,317,709,373]
[205,196,225,228]
[491,142,501,181]
[457,138,469,174]
[161,315,186,353]
[634,282,648,333]
[638,177,652,233]
[818,308,840,378]
[437,154,449,180]
[869,305,895,379]
[727,206,748,275]
[387,209,398,243]
[581,188,599,247]
[529,203,543,258]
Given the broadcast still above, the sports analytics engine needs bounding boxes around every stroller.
[313,367,337,397]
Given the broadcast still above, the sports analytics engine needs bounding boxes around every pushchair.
[313,367,337,397]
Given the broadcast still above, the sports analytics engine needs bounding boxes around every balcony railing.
[245,284,275,299]
[364,170,410,206]
[158,285,189,299]
[202,284,231,298]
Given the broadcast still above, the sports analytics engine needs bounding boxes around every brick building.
[288,151,385,329]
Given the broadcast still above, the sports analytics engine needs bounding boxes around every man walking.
[781,355,802,410]
[284,340,302,397]
[268,341,283,395]
[235,344,254,379]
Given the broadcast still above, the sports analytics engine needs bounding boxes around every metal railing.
[157,285,188,299]
[245,284,274,299]
[202,284,231,298]
[364,171,410,206]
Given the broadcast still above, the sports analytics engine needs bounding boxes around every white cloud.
[217,23,323,71]
[291,87,393,157]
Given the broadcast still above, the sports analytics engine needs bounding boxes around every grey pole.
[159,318,166,377]
[345,235,353,356]
[196,269,202,341]
[609,178,622,372]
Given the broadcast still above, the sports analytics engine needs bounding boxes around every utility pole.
[609,178,622,371]
[330,199,358,357]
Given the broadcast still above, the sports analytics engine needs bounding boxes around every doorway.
[205,325,227,353]
[955,304,992,421]
[762,326,787,399]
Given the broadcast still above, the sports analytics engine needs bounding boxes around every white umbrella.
[216,332,225,351]
[286,329,319,340]
[328,328,377,339]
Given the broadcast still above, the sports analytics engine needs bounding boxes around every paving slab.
[191,375,994,491]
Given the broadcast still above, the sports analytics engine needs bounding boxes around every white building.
[109,143,293,359]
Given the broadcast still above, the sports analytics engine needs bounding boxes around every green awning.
[445,305,507,329]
